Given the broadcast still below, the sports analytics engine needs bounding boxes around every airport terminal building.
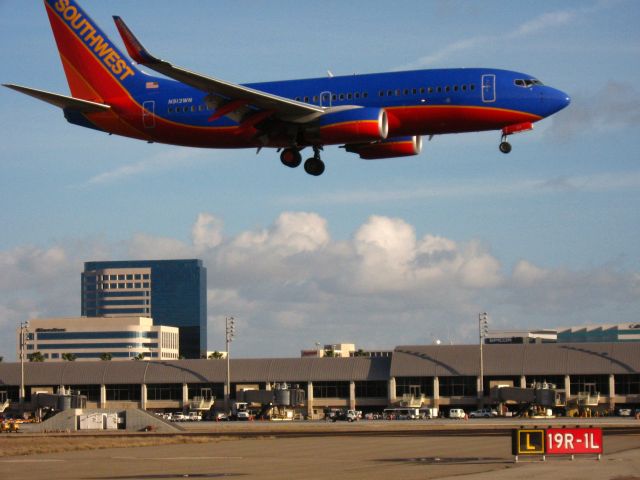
[1,342,638,417]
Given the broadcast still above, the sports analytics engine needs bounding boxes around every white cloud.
[81,148,208,186]
[192,213,224,251]
[550,82,640,141]
[402,3,602,69]
[0,211,638,360]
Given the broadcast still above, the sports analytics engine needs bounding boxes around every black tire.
[304,158,325,176]
[499,141,512,154]
[280,148,302,168]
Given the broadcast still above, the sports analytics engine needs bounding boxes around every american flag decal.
[146,81,159,89]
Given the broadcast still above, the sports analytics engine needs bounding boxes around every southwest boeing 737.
[5,0,570,176]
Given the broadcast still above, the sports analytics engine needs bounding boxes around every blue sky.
[1,0,639,360]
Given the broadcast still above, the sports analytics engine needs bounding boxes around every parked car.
[469,408,498,418]
[448,408,466,419]
[331,409,359,422]
[617,408,632,417]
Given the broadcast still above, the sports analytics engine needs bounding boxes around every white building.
[17,317,179,362]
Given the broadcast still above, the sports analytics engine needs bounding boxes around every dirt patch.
[0,434,231,457]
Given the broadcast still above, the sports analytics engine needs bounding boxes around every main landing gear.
[280,146,325,176]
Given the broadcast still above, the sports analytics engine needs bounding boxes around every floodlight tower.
[19,321,29,404]
[225,316,235,414]
[479,312,489,407]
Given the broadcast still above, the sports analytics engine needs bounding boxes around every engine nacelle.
[345,136,422,160]
[304,107,388,145]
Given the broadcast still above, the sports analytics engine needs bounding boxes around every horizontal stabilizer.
[3,84,110,113]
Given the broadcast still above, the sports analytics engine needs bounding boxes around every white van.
[448,408,465,419]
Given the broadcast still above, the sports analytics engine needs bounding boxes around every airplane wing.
[3,84,111,113]
[113,16,324,124]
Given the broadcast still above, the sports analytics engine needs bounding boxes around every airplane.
[5,0,570,177]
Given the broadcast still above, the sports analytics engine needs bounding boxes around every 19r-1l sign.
[546,428,603,455]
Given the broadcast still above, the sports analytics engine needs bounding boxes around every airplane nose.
[543,87,571,115]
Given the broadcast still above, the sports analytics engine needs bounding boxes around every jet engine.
[344,135,422,160]
[304,107,388,145]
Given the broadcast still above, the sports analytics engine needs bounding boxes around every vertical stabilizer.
[43,0,148,101]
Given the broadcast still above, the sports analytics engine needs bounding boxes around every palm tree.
[61,353,77,361]
[100,352,112,361]
[208,351,224,359]
[28,351,45,362]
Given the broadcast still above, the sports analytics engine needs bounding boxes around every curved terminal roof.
[0,343,638,386]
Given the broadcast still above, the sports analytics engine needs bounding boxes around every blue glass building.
[82,259,207,358]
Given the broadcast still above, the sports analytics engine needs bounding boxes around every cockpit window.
[515,78,544,88]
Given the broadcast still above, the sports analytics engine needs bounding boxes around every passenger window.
[190,105,196,112]
[412,88,417,95]
[332,94,337,101]
[436,86,442,93]
[470,84,475,91]
[304,96,309,102]
[387,90,393,96]
[445,86,450,93]
[198,105,204,111]
[403,89,409,95]
[168,107,173,113]
[453,85,458,92]
[461,85,467,91]
[420,87,425,94]
[395,89,401,96]
[347,93,352,100]
[427,87,433,93]
[339,94,345,100]
[354,92,360,98]
[363,92,368,98]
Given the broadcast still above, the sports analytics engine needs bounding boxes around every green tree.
[0,355,3,362]
[324,349,337,358]
[208,351,224,359]
[133,353,145,361]
[100,352,112,361]
[353,349,368,357]
[61,353,77,361]
[28,351,45,362]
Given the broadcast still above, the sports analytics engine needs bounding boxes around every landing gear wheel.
[304,158,325,176]
[499,141,512,154]
[280,148,302,168]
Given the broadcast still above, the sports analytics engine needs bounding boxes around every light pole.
[19,321,29,404]
[225,316,235,414]
[478,312,489,407]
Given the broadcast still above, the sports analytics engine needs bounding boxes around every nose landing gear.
[499,134,512,154]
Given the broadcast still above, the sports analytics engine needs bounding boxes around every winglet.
[113,16,158,64]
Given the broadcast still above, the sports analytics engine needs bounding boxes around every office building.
[16,316,179,361]
[82,259,207,358]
